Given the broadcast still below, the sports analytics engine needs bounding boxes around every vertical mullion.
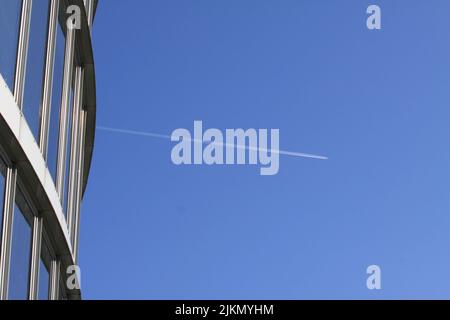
[49,259,60,300]
[40,0,60,158]
[73,111,86,262]
[68,67,83,249]
[56,24,76,201]
[73,97,86,263]
[14,0,33,109]
[28,216,43,300]
[0,168,17,300]
[84,0,95,31]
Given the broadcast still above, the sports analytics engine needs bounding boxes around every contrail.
[97,126,328,160]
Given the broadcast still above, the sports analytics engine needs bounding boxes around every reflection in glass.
[0,0,22,91]
[38,234,51,300]
[38,259,49,300]
[47,22,65,182]
[23,0,51,141]
[8,199,33,300]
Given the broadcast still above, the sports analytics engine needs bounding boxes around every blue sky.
[79,0,450,299]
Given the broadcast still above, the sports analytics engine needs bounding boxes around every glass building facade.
[0,0,98,300]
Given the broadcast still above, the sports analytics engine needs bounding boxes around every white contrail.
[97,126,328,160]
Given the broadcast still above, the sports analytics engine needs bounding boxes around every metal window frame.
[39,226,55,300]
[20,0,53,147]
[0,167,17,300]
[13,177,40,300]
[72,108,86,262]
[0,126,15,301]
[49,259,60,300]
[67,66,83,254]
[13,0,32,109]
[40,0,60,158]
[84,0,95,29]
[55,19,76,208]
[0,151,10,237]
[28,215,42,300]
[14,180,39,300]
[0,145,42,303]
[0,159,7,293]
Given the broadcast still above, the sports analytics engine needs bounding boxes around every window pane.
[38,233,51,300]
[23,0,51,141]
[47,22,65,182]
[0,0,22,91]
[0,162,6,246]
[8,198,33,300]
[38,259,49,300]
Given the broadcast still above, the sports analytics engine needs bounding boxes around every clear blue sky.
[79,0,450,299]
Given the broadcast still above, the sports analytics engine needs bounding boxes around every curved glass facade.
[0,0,98,300]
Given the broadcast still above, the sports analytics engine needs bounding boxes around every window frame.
[7,177,37,300]
[0,0,24,93]
[22,0,52,143]
[37,226,55,300]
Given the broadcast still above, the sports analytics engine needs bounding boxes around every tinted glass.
[8,199,33,300]
[38,234,51,300]
[38,259,49,300]
[0,0,22,91]
[22,0,51,141]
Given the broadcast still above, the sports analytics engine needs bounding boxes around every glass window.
[22,0,51,141]
[38,260,49,300]
[8,188,34,300]
[47,21,65,182]
[38,231,51,300]
[0,161,6,246]
[0,0,22,91]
